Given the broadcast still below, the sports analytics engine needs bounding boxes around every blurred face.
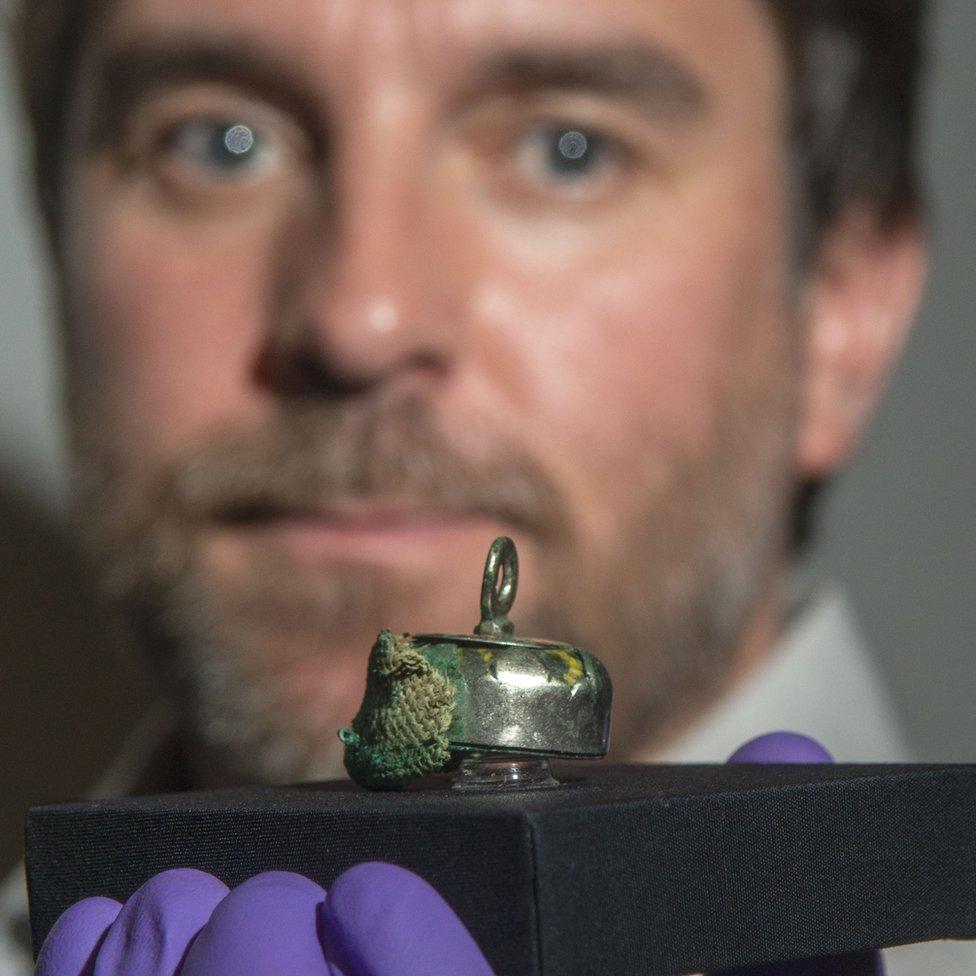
[62,0,800,783]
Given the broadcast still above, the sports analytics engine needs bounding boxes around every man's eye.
[513,124,619,186]
[157,118,279,177]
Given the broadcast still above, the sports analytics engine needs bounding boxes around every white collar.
[658,568,913,763]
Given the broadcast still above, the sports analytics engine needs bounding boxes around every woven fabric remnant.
[339,630,456,790]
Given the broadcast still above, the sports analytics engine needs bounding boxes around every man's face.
[61,0,801,782]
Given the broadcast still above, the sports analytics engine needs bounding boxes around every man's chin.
[160,585,375,785]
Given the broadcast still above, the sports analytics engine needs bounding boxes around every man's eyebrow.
[88,35,326,137]
[86,35,708,142]
[458,44,709,122]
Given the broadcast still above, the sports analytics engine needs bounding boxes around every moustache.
[146,395,570,543]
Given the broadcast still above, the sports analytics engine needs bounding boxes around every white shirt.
[2,572,973,975]
[658,572,913,764]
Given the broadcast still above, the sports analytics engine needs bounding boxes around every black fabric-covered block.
[25,763,976,975]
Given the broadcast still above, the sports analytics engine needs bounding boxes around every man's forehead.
[96,0,781,102]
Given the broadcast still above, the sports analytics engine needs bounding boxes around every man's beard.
[69,369,798,787]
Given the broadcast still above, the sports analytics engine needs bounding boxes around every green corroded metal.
[339,536,613,790]
[338,629,456,791]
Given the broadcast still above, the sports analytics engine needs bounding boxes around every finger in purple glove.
[35,896,121,976]
[319,862,495,976]
[727,731,833,764]
[720,730,883,976]
[180,870,329,976]
[89,868,228,976]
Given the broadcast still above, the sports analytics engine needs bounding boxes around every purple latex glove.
[716,731,884,976]
[34,863,495,976]
[181,871,331,975]
[33,897,120,976]
[320,863,496,976]
[34,732,881,976]
[727,731,833,765]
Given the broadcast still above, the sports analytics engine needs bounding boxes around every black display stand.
[25,763,976,975]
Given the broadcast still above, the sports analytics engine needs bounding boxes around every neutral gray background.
[0,2,973,870]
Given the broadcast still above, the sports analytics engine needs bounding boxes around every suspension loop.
[476,536,518,637]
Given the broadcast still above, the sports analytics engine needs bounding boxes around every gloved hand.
[34,861,495,976]
[715,731,884,976]
[35,731,883,976]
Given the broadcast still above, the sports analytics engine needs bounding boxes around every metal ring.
[476,536,518,637]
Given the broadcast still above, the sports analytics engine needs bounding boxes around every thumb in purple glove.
[727,731,833,765]
[716,731,883,976]
[319,862,496,976]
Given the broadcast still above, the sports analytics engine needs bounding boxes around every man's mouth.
[209,499,512,563]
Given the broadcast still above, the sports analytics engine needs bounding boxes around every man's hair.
[5,0,929,551]
[767,1,929,264]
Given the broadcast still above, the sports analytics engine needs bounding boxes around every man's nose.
[261,164,461,399]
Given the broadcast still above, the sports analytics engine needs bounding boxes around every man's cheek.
[76,227,270,451]
[523,271,730,462]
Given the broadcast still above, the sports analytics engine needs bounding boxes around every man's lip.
[214,501,489,528]
[209,503,513,558]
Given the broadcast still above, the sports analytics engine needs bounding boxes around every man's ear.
[794,207,928,479]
